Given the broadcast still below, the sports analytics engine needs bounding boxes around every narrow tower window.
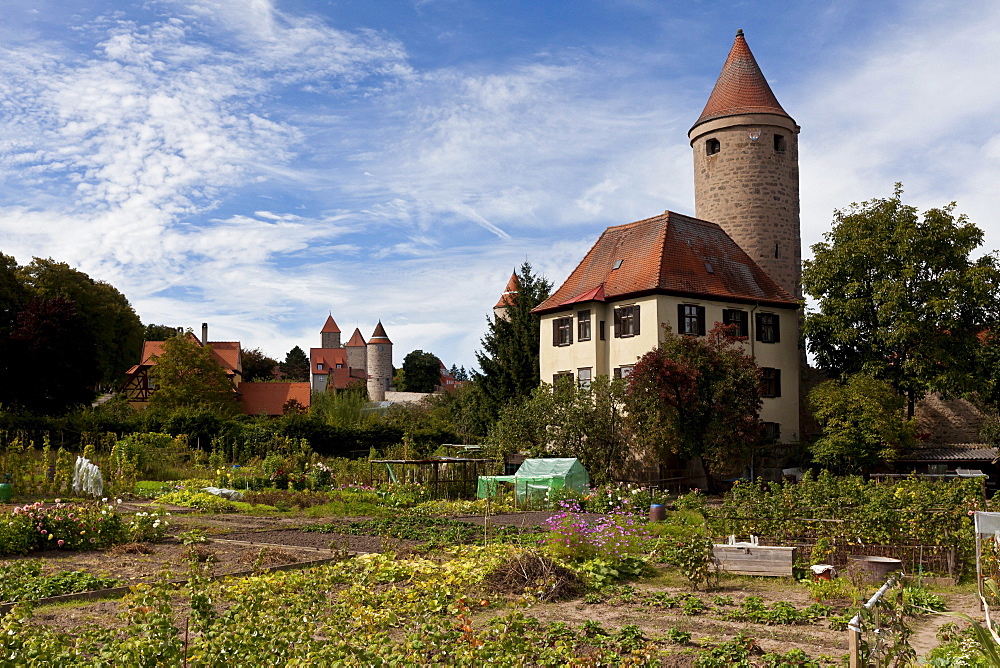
[773,134,786,153]
[706,138,720,155]
[774,242,780,258]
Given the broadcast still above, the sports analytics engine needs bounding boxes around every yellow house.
[532,210,800,444]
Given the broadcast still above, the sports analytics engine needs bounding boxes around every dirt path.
[909,590,984,660]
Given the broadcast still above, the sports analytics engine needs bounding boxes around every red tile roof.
[494,271,519,309]
[345,328,366,347]
[310,347,348,375]
[140,336,240,377]
[533,211,798,314]
[237,382,311,416]
[321,315,341,333]
[329,367,366,390]
[209,341,241,376]
[369,321,391,344]
[692,29,791,129]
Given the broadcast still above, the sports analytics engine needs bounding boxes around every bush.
[542,501,651,563]
[1,501,128,555]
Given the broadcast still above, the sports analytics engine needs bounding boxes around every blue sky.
[1,0,998,370]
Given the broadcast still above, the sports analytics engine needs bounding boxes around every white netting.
[72,456,104,497]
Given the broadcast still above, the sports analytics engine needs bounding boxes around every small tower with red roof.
[345,327,367,372]
[366,321,393,401]
[688,29,801,298]
[320,314,341,349]
[493,271,519,321]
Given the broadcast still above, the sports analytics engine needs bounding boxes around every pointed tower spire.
[320,315,341,348]
[692,29,792,129]
[493,270,520,320]
[368,321,391,344]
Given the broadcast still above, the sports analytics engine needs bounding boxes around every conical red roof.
[494,271,519,309]
[345,328,366,347]
[321,315,341,333]
[692,29,791,129]
[368,321,391,344]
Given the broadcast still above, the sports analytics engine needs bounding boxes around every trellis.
[368,457,492,499]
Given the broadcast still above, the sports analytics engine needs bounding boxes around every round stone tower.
[688,29,801,298]
[366,321,392,402]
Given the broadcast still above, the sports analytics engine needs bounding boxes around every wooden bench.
[712,544,797,577]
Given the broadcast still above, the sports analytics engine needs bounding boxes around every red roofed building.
[534,30,801,444]
[122,323,311,416]
[309,317,393,399]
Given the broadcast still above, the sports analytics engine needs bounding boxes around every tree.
[280,346,310,382]
[808,374,917,474]
[148,334,241,416]
[484,375,628,484]
[474,262,552,417]
[803,185,1000,416]
[22,258,144,388]
[0,253,28,337]
[449,364,470,382]
[241,347,279,382]
[625,325,763,486]
[2,296,99,413]
[397,350,441,393]
[143,323,180,340]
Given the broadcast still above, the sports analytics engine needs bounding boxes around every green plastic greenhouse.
[477,458,590,503]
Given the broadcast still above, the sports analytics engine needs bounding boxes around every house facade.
[533,212,800,442]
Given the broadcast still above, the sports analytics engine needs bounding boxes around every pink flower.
[57,540,65,547]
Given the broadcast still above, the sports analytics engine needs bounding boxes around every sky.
[1,0,998,371]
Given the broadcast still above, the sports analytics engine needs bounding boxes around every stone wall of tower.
[321,331,341,348]
[346,345,366,372]
[690,114,801,298]
[366,341,392,402]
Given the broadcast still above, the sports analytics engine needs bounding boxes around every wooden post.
[848,623,861,668]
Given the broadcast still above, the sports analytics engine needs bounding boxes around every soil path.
[909,590,984,660]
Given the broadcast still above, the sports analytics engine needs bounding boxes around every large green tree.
[241,347,279,382]
[808,374,917,474]
[474,262,551,417]
[280,346,310,382]
[396,350,441,393]
[625,325,763,485]
[148,334,241,416]
[803,185,1000,416]
[22,258,144,388]
[3,296,99,413]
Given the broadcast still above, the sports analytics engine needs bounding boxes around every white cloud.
[798,0,1000,255]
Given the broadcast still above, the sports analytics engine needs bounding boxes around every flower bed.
[0,500,169,556]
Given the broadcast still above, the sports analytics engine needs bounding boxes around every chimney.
[202,322,208,345]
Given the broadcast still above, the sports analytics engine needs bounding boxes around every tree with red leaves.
[625,324,763,486]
